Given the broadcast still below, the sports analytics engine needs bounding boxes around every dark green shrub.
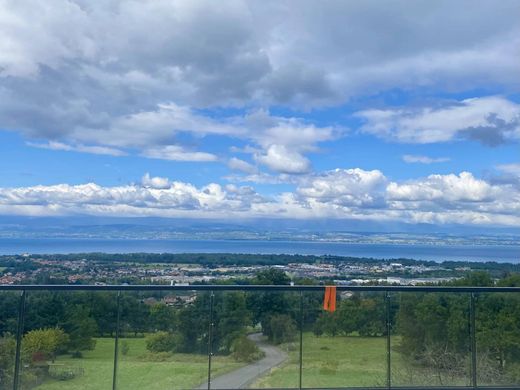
[231,335,264,362]
[145,332,180,353]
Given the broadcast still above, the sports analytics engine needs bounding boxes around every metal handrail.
[1,284,520,292]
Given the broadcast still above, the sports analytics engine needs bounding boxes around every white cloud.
[227,157,257,174]
[141,145,218,162]
[496,163,520,176]
[357,96,520,145]
[255,144,311,174]
[0,1,518,165]
[75,103,245,149]
[141,173,170,189]
[402,155,450,164]
[297,168,386,207]
[387,172,496,202]
[2,169,518,226]
[0,180,266,217]
[27,141,126,156]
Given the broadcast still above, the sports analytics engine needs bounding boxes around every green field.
[35,338,244,390]
[253,334,388,388]
[33,334,471,389]
[253,333,470,388]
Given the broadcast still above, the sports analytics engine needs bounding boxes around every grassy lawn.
[253,333,388,388]
[253,333,470,388]
[33,334,472,389]
[35,338,244,390]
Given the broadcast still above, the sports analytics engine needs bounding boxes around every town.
[1,252,517,286]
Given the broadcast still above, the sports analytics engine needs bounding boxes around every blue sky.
[0,1,519,229]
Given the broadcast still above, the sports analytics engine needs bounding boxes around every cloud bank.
[0,170,518,227]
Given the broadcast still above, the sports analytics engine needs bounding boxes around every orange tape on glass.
[323,286,337,312]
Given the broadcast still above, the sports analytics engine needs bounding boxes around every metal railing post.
[299,291,304,390]
[12,290,26,390]
[470,292,477,388]
[386,291,391,389]
[112,291,122,390]
[207,291,215,390]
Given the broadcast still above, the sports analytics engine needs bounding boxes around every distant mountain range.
[0,216,518,245]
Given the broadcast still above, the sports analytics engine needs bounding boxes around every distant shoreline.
[0,237,518,263]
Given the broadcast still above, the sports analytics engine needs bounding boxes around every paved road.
[196,333,287,389]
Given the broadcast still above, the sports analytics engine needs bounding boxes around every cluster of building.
[0,254,459,286]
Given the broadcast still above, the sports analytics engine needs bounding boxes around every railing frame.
[2,284,520,390]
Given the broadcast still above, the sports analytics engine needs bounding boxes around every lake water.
[0,238,518,263]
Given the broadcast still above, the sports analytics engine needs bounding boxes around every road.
[196,333,287,389]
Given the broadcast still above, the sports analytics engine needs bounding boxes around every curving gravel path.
[196,333,287,389]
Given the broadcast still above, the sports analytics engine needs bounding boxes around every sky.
[0,0,519,229]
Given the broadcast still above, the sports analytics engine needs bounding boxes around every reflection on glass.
[245,291,300,389]
[19,291,117,390]
[391,292,471,387]
[117,290,209,390]
[300,291,387,388]
[0,291,20,390]
[476,292,520,386]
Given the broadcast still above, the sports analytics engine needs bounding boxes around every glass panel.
[243,291,300,389]
[117,290,209,390]
[391,292,471,387]
[0,291,20,390]
[476,292,520,386]
[20,290,117,390]
[301,290,387,388]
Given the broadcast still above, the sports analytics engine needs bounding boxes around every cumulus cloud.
[141,173,170,189]
[387,172,496,202]
[297,168,387,207]
[1,169,518,226]
[255,145,311,174]
[0,180,266,217]
[402,155,450,164]
[357,96,520,145]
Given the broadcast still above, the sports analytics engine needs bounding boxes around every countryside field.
[253,334,389,388]
[33,334,472,389]
[35,338,244,390]
[253,333,472,388]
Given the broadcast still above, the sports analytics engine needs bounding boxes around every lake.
[0,238,518,263]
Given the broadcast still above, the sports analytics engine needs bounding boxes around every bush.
[269,315,297,345]
[22,328,70,362]
[145,332,180,353]
[231,336,265,362]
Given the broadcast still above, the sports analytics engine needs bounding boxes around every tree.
[149,303,176,332]
[247,268,293,339]
[63,305,97,352]
[269,314,297,344]
[22,328,69,363]
[213,292,251,353]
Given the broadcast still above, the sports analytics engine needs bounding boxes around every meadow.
[34,338,243,390]
[253,334,470,388]
[34,334,473,389]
